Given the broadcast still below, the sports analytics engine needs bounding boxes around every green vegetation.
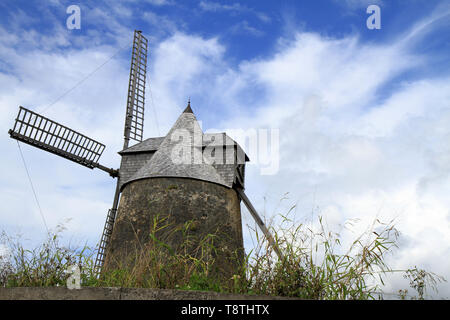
[0,213,446,299]
[98,214,229,290]
[0,224,96,288]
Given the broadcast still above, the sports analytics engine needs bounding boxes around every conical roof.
[121,103,227,189]
[183,99,193,113]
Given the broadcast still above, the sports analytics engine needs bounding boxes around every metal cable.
[16,141,49,234]
[39,41,131,114]
[148,81,161,136]
[146,46,160,136]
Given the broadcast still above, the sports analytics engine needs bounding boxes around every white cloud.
[141,11,181,35]
[199,1,246,12]
[122,0,174,6]
[195,18,449,297]
[230,20,265,37]
[147,0,173,5]
[199,1,271,23]
[1,3,449,298]
[334,0,384,10]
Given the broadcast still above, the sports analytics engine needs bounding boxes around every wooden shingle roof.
[120,105,245,190]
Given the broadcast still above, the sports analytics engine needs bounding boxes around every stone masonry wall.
[102,177,244,282]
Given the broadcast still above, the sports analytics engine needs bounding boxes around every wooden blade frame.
[95,30,148,276]
[93,208,117,275]
[8,106,118,177]
[235,187,285,261]
[123,30,148,148]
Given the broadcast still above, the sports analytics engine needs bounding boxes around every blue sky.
[0,0,449,298]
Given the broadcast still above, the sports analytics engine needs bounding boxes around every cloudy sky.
[0,0,449,298]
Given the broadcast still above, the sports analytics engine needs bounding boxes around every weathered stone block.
[103,177,244,283]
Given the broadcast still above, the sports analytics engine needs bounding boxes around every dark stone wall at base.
[103,177,244,281]
[0,287,300,300]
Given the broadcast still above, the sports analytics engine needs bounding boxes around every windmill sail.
[94,30,149,275]
[93,208,116,275]
[8,106,117,177]
[123,30,148,148]
[7,30,150,277]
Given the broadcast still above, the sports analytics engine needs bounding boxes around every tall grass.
[244,214,401,299]
[0,224,96,287]
[0,214,446,299]
[97,213,232,291]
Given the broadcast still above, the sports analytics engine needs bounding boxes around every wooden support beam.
[235,187,285,261]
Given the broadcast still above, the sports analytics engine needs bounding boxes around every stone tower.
[102,103,249,281]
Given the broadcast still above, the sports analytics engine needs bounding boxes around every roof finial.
[184,97,193,113]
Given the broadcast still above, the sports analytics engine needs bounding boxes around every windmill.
[8,30,282,277]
